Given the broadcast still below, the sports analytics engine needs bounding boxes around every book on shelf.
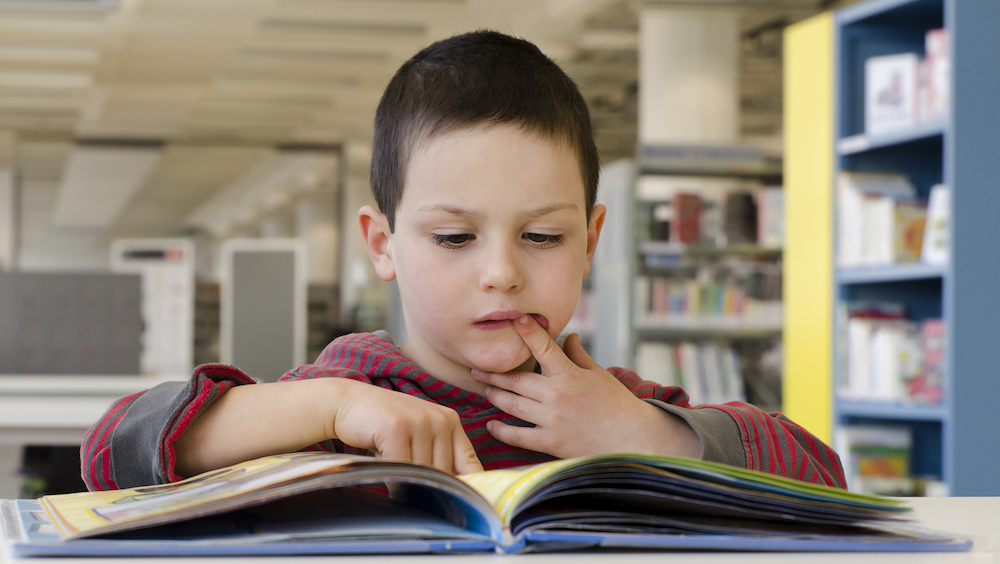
[722,191,757,245]
[634,341,745,406]
[635,262,783,329]
[834,425,947,498]
[922,28,950,124]
[862,31,950,137]
[908,319,944,405]
[671,192,702,244]
[0,451,971,557]
[865,53,920,135]
[838,302,944,405]
[837,171,927,267]
[756,186,784,248]
[921,184,949,266]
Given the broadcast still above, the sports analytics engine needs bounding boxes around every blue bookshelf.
[832,0,1000,495]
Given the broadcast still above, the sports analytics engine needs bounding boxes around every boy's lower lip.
[474,314,549,330]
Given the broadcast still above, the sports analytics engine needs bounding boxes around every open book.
[0,451,970,557]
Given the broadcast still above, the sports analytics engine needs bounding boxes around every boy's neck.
[398,342,487,394]
[397,342,537,396]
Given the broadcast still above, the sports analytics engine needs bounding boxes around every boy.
[82,31,845,491]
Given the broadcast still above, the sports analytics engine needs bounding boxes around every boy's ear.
[358,205,397,282]
[583,203,607,276]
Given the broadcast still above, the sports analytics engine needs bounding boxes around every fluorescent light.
[0,0,118,11]
[259,18,425,37]
[238,47,388,64]
[0,69,92,89]
[0,44,99,64]
[51,146,161,228]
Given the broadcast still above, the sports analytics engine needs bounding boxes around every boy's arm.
[81,364,482,491]
[175,376,483,478]
[81,364,255,491]
[474,315,846,489]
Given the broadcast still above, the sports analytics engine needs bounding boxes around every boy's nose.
[479,243,523,292]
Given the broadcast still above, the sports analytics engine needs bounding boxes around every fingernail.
[518,314,529,325]
[471,369,484,380]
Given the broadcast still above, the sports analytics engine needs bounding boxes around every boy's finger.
[563,333,599,369]
[452,428,484,474]
[411,431,433,469]
[431,432,454,475]
[485,419,532,451]
[378,434,412,465]
[472,369,542,399]
[512,314,575,374]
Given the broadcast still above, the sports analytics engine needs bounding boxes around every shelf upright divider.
[783,11,836,445]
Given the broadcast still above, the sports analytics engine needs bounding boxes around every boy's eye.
[523,233,564,247]
[432,233,475,248]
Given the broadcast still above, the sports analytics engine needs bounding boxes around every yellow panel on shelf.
[782,13,833,444]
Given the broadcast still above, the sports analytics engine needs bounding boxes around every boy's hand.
[473,315,701,460]
[332,381,484,475]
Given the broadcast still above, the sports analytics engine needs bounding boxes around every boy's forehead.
[402,123,587,202]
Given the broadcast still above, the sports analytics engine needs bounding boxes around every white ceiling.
[0,0,825,266]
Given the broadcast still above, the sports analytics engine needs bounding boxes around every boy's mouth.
[475,311,549,330]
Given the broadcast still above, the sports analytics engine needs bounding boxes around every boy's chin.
[469,345,534,374]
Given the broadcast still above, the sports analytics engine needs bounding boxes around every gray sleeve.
[644,399,747,469]
[107,380,195,488]
[105,364,254,488]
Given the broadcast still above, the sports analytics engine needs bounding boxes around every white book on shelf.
[678,342,703,406]
[923,28,950,123]
[698,343,726,405]
[755,186,784,249]
[863,194,895,265]
[837,171,916,267]
[635,341,677,388]
[845,318,872,398]
[922,184,949,265]
[869,324,902,401]
[865,52,920,135]
[721,347,745,403]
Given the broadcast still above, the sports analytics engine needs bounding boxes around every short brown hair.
[370,30,600,231]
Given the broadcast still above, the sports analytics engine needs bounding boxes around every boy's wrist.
[633,401,702,459]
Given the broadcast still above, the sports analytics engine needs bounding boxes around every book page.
[42,453,367,538]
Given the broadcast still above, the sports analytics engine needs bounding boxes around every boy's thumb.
[563,333,598,369]
[453,429,484,475]
[456,447,484,475]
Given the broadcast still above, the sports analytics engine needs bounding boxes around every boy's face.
[362,123,605,389]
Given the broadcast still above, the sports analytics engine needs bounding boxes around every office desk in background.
[0,375,178,498]
[0,375,178,447]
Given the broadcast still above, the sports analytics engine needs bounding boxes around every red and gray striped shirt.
[81,331,845,491]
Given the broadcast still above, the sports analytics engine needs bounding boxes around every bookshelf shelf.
[640,241,782,260]
[636,320,782,340]
[836,399,947,422]
[637,144,782,181]
[836,263,946,284]
[836,120,945,156]
[821,0,1000,496]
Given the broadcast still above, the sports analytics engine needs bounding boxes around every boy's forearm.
[173,378,343,478]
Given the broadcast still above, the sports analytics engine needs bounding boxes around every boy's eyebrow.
[417,203,580,218]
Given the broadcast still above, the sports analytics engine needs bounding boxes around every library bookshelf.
[625,145,785,411]
[787,0,1000,496]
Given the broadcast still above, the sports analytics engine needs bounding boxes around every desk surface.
[1,496,997,563]
[0,375,179,446]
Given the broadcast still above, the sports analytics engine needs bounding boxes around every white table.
[1,497,997,563]
[0,375,180,446]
